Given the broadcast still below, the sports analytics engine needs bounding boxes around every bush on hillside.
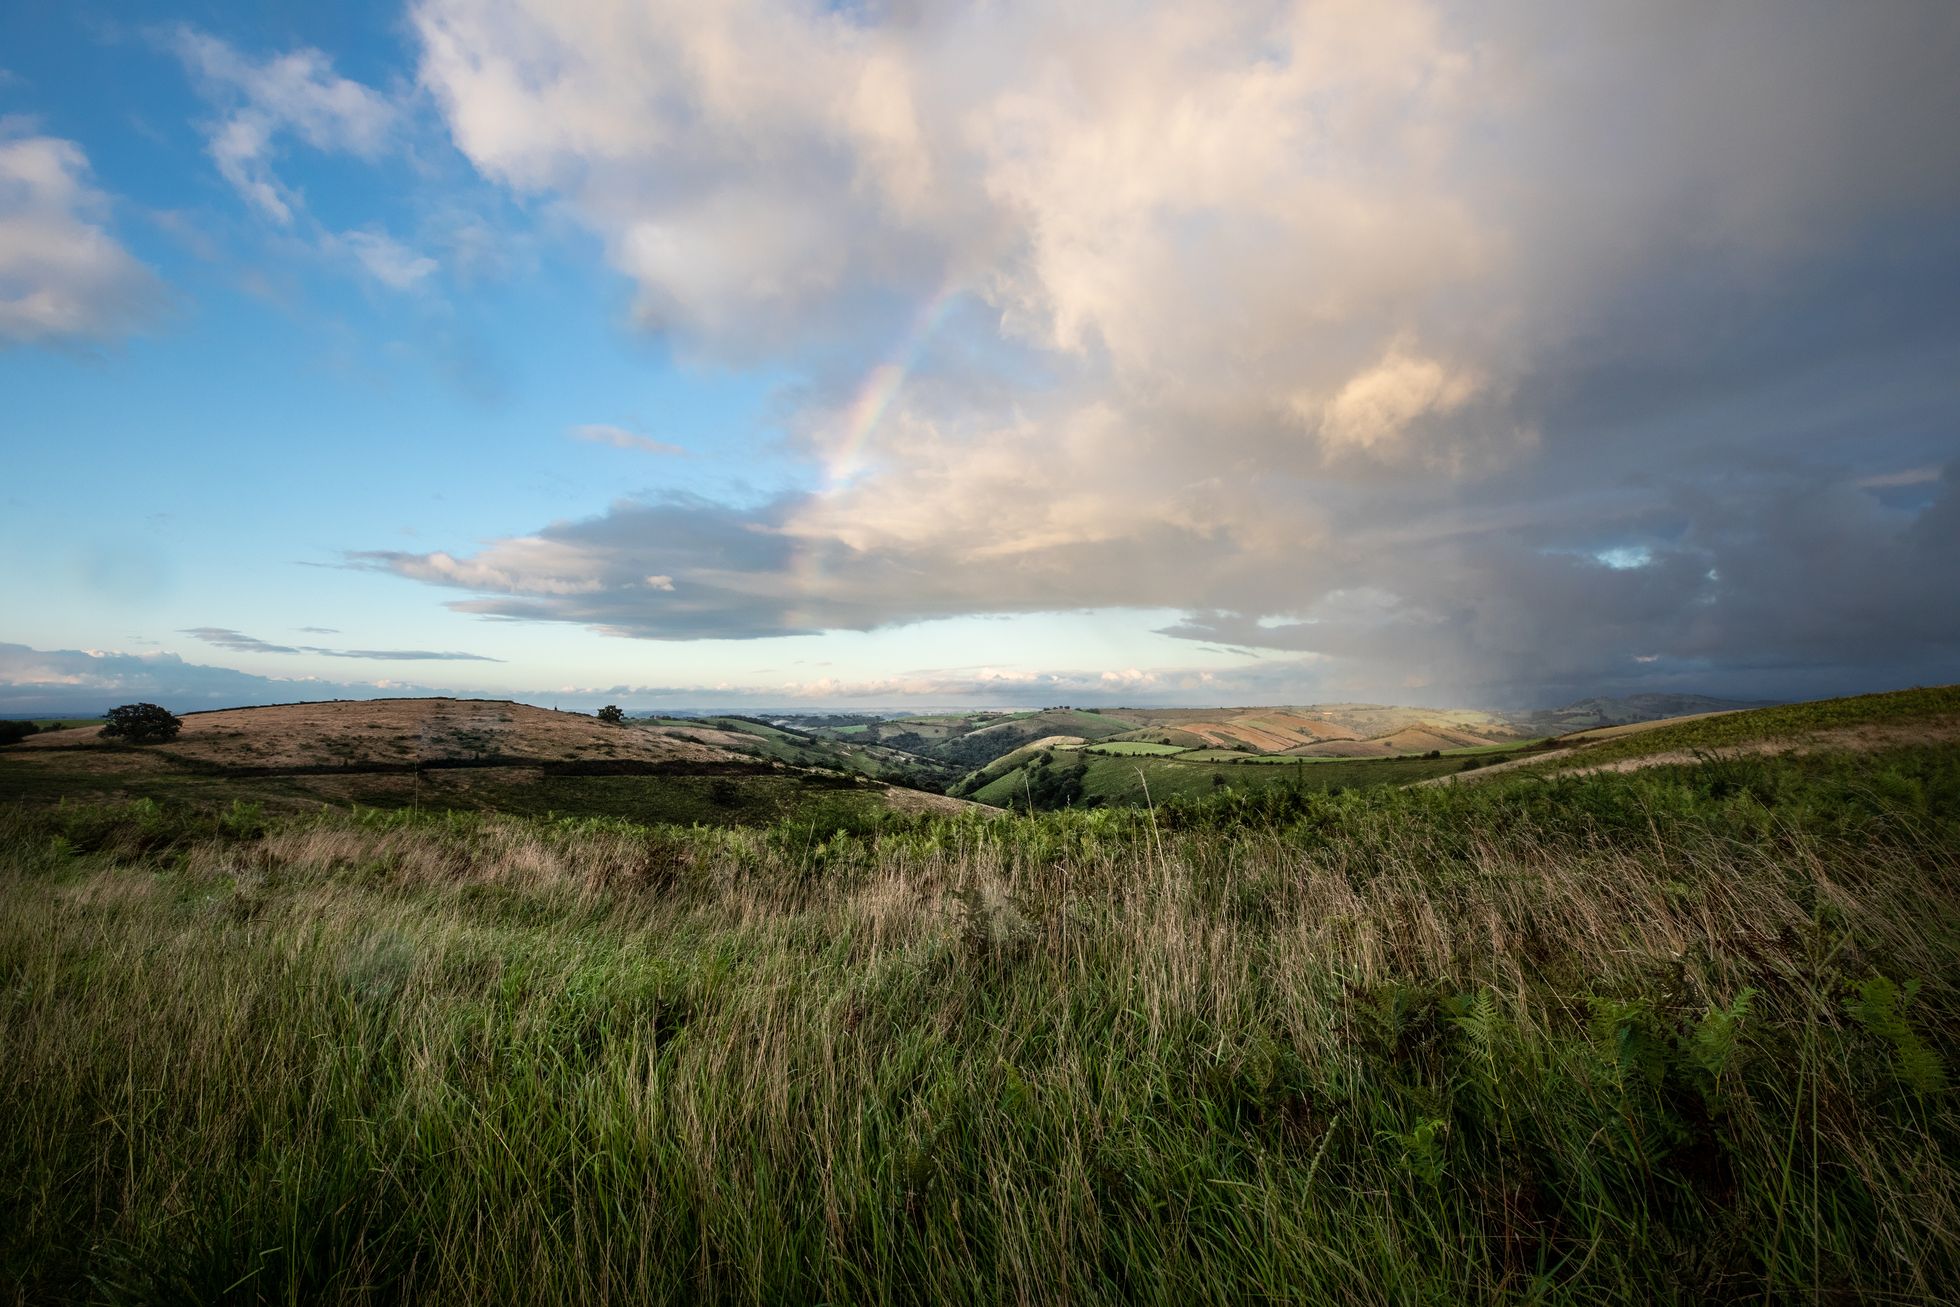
[0,720,40,746]
[98,704,181,744]
[596,705,626,725]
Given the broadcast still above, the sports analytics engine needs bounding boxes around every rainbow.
[826,284,961,486]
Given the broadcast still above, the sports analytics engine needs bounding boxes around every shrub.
[99,703,181,744]
[0,720,40,746]
[596,705,626,725]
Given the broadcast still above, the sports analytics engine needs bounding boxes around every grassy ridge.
[1529,684,1960,771]
[3,747,1957,1302]
[0,753,907,828]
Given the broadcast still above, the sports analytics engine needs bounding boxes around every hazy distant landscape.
[0,689,1777,823]
[7,0,1960,1301]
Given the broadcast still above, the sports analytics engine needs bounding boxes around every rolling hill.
[810,707,1136,770]
[1510,692,1772,736]
[814,702,1536,772]
[1433,684,1960,785]
[0,698,975,825]
[958,685,1960,810]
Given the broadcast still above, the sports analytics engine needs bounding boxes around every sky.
[2,0,1957,716]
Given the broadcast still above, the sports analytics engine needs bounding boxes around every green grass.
[1079,741,1188,756]
[1439,737,1547,756]
[1531,684,1960,772]
[1,747,1957,1302]
[971,750,1484,808]
[0,751,904,829]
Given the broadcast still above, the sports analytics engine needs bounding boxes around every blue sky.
[2,2,1957,715]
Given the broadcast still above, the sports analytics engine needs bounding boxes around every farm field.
[780,696,1754,780]
[2,738,1956,1303]
[1074,740,1188,756]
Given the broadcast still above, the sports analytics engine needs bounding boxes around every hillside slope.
[0,698,975,825]
[16,698,750,769]
[1430,685,1960,785]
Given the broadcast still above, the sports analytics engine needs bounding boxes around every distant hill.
[0,698,976,825]
[808,702,1531,772]
[955,685,1960,811]
[1513,693,1772,736]
[1433,684,1960,787]
[807,707,1135,771]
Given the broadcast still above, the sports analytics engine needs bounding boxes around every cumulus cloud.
[381,1,1960,701]
[1312,345,1495,461]
[0,125,162,346]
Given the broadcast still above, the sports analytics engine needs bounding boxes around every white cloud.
[0,124,162,346]
[1858,466,1941,490]
[383,538,608,596]
[175,29,396,224]
[570,423,686,455]
[1313,345,1490,458]
[1593,547,1653,571]
[335,228,438,288]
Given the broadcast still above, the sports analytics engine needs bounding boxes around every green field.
[3,745,1956,1302]
[1079,740,1188,756]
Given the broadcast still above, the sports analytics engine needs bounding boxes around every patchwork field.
[950,688,1960,813]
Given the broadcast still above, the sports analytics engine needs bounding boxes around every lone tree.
[596,705,626,725]
[100,703,182,744]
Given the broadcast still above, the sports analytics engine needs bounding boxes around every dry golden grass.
[16,697,753,769]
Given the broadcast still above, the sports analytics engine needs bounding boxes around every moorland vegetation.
[2,733,1956,1303]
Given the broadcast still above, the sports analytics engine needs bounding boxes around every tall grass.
[2,750,1957,1304]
